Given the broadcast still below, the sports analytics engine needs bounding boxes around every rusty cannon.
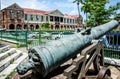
[17,20,119,78]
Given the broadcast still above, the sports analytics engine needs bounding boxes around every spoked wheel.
[97,68,111,79]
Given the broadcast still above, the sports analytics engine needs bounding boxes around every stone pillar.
[15,24,17,31]
[53,24,55,30]
[48,16,50,22]
[59,17,60,23]
[53,16,55,22]
[7,23,9,30]
[59,25,61,29]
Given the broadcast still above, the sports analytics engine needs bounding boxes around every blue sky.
[1,0,120,21]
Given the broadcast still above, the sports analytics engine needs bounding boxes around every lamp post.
[26,19,29,50]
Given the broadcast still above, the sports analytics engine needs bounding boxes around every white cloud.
[53,1,78,14]
[54,2,75,8]
[53,1,83,15]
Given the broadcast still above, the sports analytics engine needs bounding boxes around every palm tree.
[77,1,80,18]
[73,0,83,27]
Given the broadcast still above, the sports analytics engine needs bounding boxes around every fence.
[104,31,120,59]
[0,29,120,59]
[0,30,42,49]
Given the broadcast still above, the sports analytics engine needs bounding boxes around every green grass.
[34,29,75,33]
[5,70,16,79]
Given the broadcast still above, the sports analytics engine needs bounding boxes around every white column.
[48,15,50,22]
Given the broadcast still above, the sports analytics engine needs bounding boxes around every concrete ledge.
[0,51,22,72]
[0,48,16,61]
[104,57,120,66]
[0,52,28,79]
[0,45,10,53]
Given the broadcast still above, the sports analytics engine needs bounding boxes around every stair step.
[0,53,28,79]
[104,57,120,66]
[0,45,10,53]
[0,50,22,72]
[0,48,16,62]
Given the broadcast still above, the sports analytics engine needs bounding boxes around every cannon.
[17,20,119,78]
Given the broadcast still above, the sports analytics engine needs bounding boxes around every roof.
[24,8,81,19]
[24,8,50,15]
[2,3,23,10]
[64,14,80,19]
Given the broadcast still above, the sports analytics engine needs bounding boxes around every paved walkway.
[18,47,28,53]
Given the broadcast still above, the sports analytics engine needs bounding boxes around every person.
[100,35,109,47]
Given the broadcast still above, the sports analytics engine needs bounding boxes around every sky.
[1,0,120,21]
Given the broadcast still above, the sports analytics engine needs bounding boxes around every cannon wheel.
[97,68,111,79]
[93,54,100,74]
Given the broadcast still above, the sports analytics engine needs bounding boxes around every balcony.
[55,21,60,25]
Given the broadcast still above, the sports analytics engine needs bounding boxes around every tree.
[74,0,120,27]
[41,23,51,29]
[114,13,120,21]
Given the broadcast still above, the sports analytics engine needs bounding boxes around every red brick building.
[0,3,24,30]
[0,3,83,30]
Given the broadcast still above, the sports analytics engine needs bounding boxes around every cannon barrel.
[17,20,119,77]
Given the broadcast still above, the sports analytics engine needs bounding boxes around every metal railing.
[0,30,120,59]
[0,29,54,49]
[104,31,120,59]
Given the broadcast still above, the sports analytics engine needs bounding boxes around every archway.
[61,25,63,29]
[16,24,22,29]
[36,25,39,29]
[55,25,59,29]
[24,24,28,29]
[67,26,69,29]
[76,26,78,28]
[51,25,53,29]
[2,25,5,28]
[70,26,72,29]
[30,24,34,31]
[9,24,15,30]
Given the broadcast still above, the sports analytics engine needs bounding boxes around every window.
[73,19,75,24]
[70,19,72,23]
[36,15,39,21]
[25,14,27,20]
[60,17,63,22]
[64,18,66,23]
[67,18,69,23]
[2,12,4,21]
[55,17,59,22]
[30,14,33,21]
[41,16,44,21]
[17,11,21,20]
[50,16,53,21]
[46,16,48,21]
[10,10,14,19]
